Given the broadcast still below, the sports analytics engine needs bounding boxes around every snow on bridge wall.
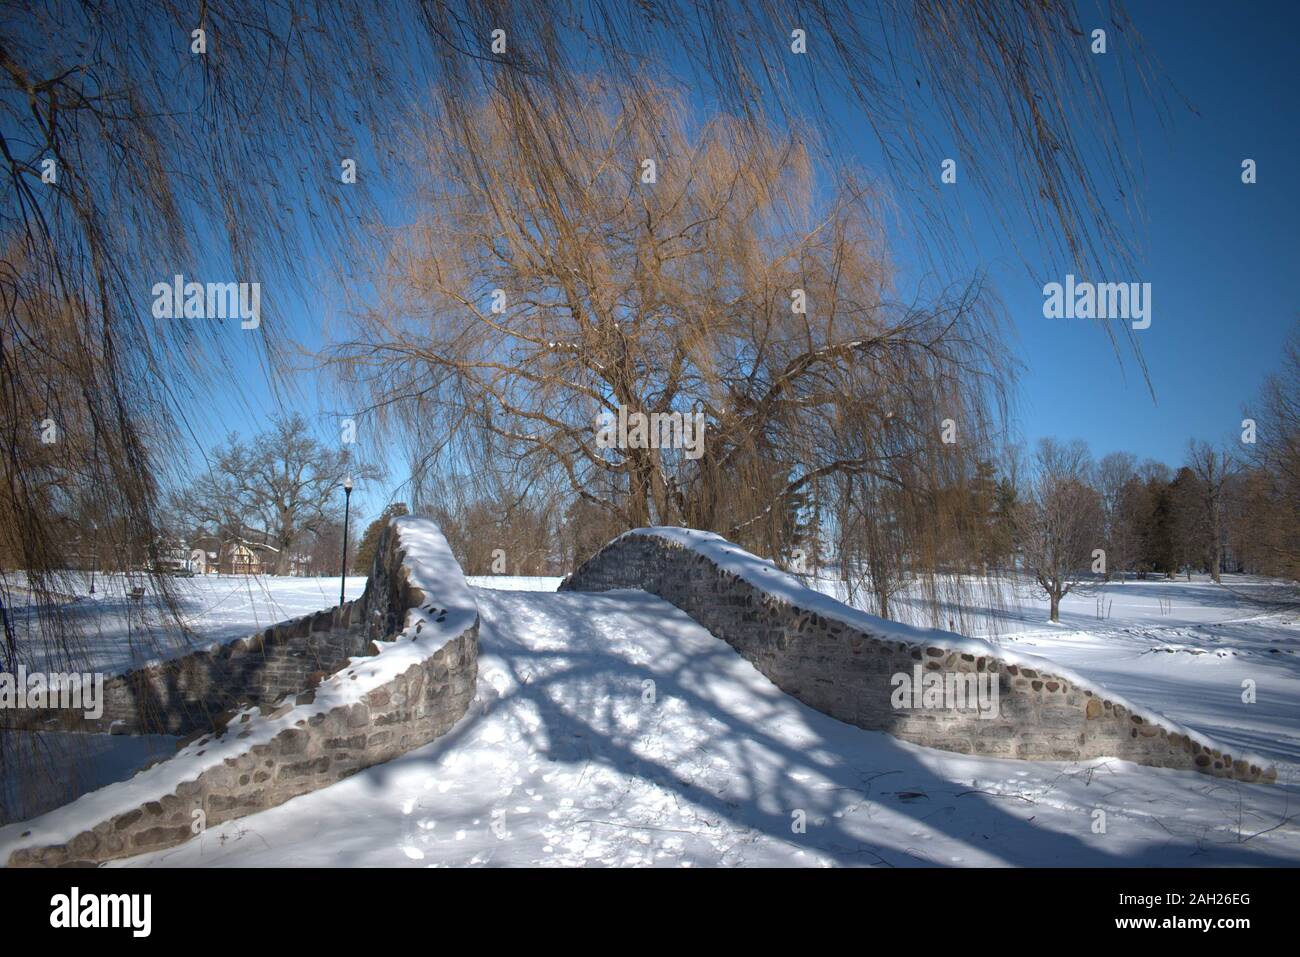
[1,518,479,867]
[560,528,1277,785]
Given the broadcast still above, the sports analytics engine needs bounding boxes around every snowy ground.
[808,574,1300,770]
[5,570,1299,865]
[990,585,1300,771]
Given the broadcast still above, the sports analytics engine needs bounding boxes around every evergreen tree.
[352,503,409,575]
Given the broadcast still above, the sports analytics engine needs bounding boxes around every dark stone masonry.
[560,531,1276,785]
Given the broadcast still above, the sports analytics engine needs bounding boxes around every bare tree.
[1186,441,1236,584]
[174,416,380,576]
[838,472,910,620]
[329,82,1014,582]
[1018,439,1105,622]
[1224,466,1287,576]
[2,0,1158,662]
[1246,321,1300,578]
[1096,451,1138,580]
[0,4,409,670]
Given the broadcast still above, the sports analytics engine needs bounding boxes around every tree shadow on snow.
[353,588,1300,868]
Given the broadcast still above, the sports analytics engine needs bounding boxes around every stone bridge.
[2,518,479,867]
[561,527,1275,784]
[1,519,1276,867]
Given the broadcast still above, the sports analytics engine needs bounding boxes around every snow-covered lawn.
[5,570,1299,865]
[808,574,1300,770]
[4,573,558,672]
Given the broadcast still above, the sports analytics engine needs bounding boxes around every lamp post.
[340,476,353,606]
[89,521,97,596]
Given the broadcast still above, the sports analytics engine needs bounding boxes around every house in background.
[175,535,306,575]
[183,536,224,575]
[222,541,277,575]
[154,541,193,575]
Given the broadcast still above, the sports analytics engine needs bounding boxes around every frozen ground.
[4,569,1299,865]
[991,584,1300,770]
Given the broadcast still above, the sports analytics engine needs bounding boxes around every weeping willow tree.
[3,1,1157,804]
[1,3,397,675]
[326,78,1013,607]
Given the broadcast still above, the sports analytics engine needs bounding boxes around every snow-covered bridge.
[2,519,1295,868]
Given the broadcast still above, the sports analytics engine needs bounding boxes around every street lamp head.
[344,476,353,493]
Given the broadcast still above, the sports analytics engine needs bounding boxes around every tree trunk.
[276,532,292,576]
[1049,591,1061,622]
[626,454,652,527]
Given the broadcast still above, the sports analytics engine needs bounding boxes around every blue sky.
[1001,0,1299,465]
[179,0,1299,523]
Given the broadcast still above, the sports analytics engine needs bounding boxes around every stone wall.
[560,530,1276,784]
[2,518,480,867]
[1,602,372,736]
[5,516,461,738]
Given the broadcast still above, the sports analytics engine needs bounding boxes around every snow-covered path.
[115,586,1300,868]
